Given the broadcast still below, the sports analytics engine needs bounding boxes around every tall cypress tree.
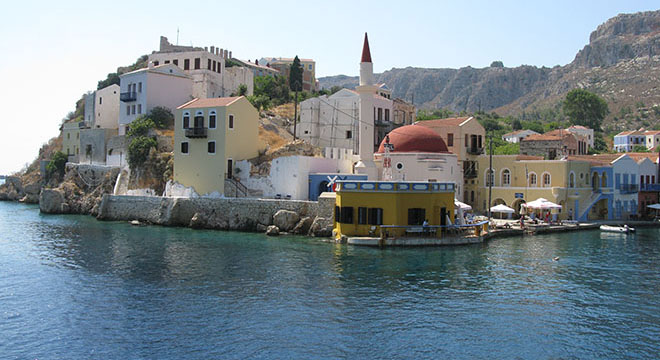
[289,56,303,91]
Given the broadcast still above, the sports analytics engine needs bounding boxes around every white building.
[502,129,539,143]
[118,63,193,135]
[566,125,594,148]
[644,130,660,150]
[148,36,253,98]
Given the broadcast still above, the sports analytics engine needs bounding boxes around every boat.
[600,225,635,233]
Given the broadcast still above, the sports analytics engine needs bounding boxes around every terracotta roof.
[361,33,372,63]
[376,124,449,154]
[566,154,623,166]
[416,116,473,128]
[644,130,660,135]
[177,96,242,109]
[616,130,644,136]
[627,152,660,162]
[567,125,589,130]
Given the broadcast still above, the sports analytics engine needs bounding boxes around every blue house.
[613,130,645,152]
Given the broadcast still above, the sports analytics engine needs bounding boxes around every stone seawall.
[97,194,335,236]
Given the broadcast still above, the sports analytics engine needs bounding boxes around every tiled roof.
[567,125,589,130]
[503,129,536,137]
[643,130,660,135]
[177,96,242,109]
[522,134,562,141]
[616,130,644,136]
[567,154,623,165]
[627,152,660,162]
[416,117,473,127]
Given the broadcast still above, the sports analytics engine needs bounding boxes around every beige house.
[173,96,264,196]
[265,57,318,91]
[61,122,85,163]
[416,117,486,205]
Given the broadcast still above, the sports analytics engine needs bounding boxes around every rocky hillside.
[319,10,660,131]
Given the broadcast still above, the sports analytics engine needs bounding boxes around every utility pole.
[488,130,493,220]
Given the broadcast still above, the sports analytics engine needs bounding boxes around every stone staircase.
[578,191,604,221]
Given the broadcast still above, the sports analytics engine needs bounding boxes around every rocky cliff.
[319,10,660,130]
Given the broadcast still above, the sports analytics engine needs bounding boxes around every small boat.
[600,225,635,233]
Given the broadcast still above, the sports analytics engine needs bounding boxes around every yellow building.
[333,180,455,239]
[475,155,593,220]
[61,121,85,163]
[173,96,264,195]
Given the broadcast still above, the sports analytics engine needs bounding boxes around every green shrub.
[46,151,68,180]
[128,137,157,169]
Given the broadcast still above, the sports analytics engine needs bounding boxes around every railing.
[466,147,483,155]
[374,120,390,127]
[185,127,208,138]
[620,184,639,193]
[379,221,489,238]
[225,176,248,197]
[464,168,478,179]
[120,92,137,102]
[640,183,660,191]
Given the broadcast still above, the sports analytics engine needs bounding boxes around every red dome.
[376,124,449,153]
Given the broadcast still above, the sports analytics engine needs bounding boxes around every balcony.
[466,147,483,155]
[464,168,477,179]
[640,183,660,192]
[375,119,390,127]
[185,127,208,138]
[619,184,639,194]
[120,92,137,102]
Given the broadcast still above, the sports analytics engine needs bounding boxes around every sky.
[0,0,658,174]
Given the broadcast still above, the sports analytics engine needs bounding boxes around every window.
[385,109,390,122]
[377,108,382,121]
[153,60,159,66]
[126,105,130,115]
[208,141,216,154]
[137,104,142,114]
[368,208,383,225]
[543,173,551,187]
[138,82,142,93]
[181,142,189,154]
[308,64,312,70]
[99,97,102,105]
[339,207,354,224]
[131,105,136,115]
[447,133,454,147]
[184,59,190,70]
[194,115,204,128]
[358,207,368,225]
[465,134,468,147]
[67,133,70,139]
[164,60,170,64]
[212,60,216,72]
[529,172,537,186]
[173,59,178,66]
[569,172,575,188]
[182,112,190,129]
[228,114,234,129]
[502,169,510,186]
[408,208,426,225]
[615,174,621,189]
[209,111,216,129]
[208,59,212,70]
[485,169,494,186]
[346,130,352,139]
[194,58,200,69]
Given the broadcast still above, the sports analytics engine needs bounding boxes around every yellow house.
[61,121,85,163]
[475,155,593,220]
[334,180,455,239]
[173,96,263,195]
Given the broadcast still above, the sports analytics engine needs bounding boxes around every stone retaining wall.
[97,195,333,235]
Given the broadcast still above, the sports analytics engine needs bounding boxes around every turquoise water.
[1,202,660,359]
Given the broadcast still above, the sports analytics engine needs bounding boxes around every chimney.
[224,50,228,59]
[210,46,215,54]
[204,46,208,52]
[255,59,259,65]
[229,51,232,59]
[216,48,219,55]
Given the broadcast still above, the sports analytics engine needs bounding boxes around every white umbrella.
[454,199,472,211]
[647,203,660,210]
[490,204,515,213]
[524,198,562,210]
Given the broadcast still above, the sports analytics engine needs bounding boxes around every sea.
[1,201,659,359]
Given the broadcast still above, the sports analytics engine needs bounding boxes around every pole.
[293,83,299,141]
[488,131,493,220]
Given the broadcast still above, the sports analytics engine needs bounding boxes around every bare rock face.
[273,209,300,232]
[0,176,25,201]
[309,216,333,237]
[189,212,208,229]
[266,225,280,236]
[292,216,313,235]
[40,189,66,214]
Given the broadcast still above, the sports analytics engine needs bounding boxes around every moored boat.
[600,225,635,233]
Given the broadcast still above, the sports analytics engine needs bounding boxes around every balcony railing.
[185,127,208,138]
[120,92,137,102]
[619,184,639,193]
[640,183,660,191]
[464,168,477,179]
[466,147,483,155]
[375,119,390,127]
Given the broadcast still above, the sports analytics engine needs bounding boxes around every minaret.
[354,33,379,180]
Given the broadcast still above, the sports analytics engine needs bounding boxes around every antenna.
[176,28,179,45]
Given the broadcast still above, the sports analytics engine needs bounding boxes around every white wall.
[95,84,120,129]
[236,155,353,200]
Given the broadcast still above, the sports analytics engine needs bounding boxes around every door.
[227,159,233,179]
[440,207,447,234]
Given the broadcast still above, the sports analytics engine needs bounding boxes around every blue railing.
[620,184,639,193]
[640,184,660,191]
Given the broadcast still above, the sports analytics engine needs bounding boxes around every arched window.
[601,172,607,188]
[501,169,511,186]
[485,169,494,186]
[569,171,575,188]
[542,172,551,187]
[209,110,217,129]
[182,111,190,129]
[194,110,204,128]
[529,172,537,187]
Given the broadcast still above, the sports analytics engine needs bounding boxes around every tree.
[233,84,248,97]
[127,116,157,169]
[97,73,120,90]
[511,119,522,130]
[495,142,519,155]
[562,89,609,131]
[490,61,504,68]
[289,56,303,92]
[127,116,155,138]
[148,107,174,129]
[46,151,68,181]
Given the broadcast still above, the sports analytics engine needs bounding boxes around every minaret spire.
[361,32,372,63]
